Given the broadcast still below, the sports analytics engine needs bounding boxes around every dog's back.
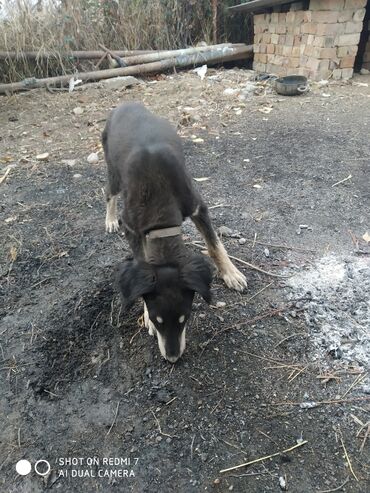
[103,102,198,232]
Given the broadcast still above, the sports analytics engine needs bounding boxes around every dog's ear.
[181,255,213,304]
[115,259,156,310]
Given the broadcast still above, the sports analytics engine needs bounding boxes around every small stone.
[73,173,82,179]
[214,478,220,484]
[264,247,270,257]
[36,152,49,161]
[200,453,208,462]
[216,301,226,308]
[73,106,84,115]
[279,476,287,491]
[360,68,369,75]
[87,152,99,164]
[102,76,141,89]
[156,435,162,442]
[239,238,246,245]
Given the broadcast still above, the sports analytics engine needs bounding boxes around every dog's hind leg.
[105,193,119,233]
[191,202,247,292]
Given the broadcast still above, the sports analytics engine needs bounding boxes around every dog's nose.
[166,354,180,363]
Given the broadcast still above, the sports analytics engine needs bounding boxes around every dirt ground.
[1,68,370,493]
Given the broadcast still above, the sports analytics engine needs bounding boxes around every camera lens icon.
[16,459,51,476]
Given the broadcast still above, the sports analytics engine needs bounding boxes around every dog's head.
[116,255,212,362]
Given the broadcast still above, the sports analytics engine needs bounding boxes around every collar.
[145,226,182,240]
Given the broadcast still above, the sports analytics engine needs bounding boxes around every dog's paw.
[105,218,119,233]
[221,265,247,292]
[148,322,157,336]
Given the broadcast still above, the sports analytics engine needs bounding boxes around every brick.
[300,45,306,55]
[293,25,301,35]
[337,45,358,57]
[345,21,364,33]
[353,8,366,21]
[255,33,263,43]
[301,23,317,34]
[278,13,286,23]
[271,33,279,44]
[340,55,356,67]
[344,0,366,7]
[294,11,305,23]
[260,44,267,53]
[310,0,344,10]
[294,35,302,46]
[279,35,286,45]
[316,23,345,36]
[253,62,267,72]
[271,13,279,23]
[300,55,309,65]
[329,59,339,69]
[286,11,295,23]
[342,68,354,78]
[307,34,315,45]
[267,44,275,54]
[269,24,276,34]
[338,10,355,22]
[288,57,300,68]
[332,69,342,79]
[254,14,265,24]
[282,46,293,56]
[262,33,271,43]
[276,24,287,34]
[319,47,338,58]
[303,11,312,22]
[259,54,269,64]
[297,67,311,77]
[285,34,294,46]
[312,11,339,23]
[275,45,284,55]
[336,33,361,45]
[292,46,301,57]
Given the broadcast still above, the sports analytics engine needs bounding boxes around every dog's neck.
[143,228,186,264]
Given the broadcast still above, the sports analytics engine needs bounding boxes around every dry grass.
[0,0,216,82]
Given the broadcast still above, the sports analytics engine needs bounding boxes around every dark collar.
[145,226,182,240]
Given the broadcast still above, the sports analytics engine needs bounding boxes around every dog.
[103,102,247,362]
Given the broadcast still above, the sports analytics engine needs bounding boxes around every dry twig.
[220,440,307,474]
[106,401,120,436]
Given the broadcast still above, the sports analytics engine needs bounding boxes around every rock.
[101,76,141,90]
[87,152,99,164]
[239,238,246,245]
[216,301,226,308]
[360,68,370,75]
[264,247,270,257]
[73,107,84,115]
[73,173,82,179]
[36,152,49,161]
[218,226,233,237]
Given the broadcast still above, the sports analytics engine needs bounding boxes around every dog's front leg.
[144,302,156,336]
[191,203,247,292]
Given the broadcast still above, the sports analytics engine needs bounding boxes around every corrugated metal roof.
[229,0,295,13]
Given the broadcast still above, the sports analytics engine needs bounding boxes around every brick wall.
[253,0,368,80]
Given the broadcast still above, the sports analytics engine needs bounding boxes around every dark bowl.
[275,75,309,96]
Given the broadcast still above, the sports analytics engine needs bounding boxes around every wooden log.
[0,44,253,94]
[103,43,242,67]
[0,50,153,61]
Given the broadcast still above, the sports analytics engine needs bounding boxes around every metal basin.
[274,75,309,96]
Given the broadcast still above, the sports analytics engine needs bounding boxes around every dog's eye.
[156,316,163,324]
[178,315,185,324]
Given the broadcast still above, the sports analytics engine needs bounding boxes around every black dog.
[103,102,247,362]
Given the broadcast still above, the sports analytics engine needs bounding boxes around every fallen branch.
[220,440,308,474]
[272,396,370,407]
[0,44,252,94]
